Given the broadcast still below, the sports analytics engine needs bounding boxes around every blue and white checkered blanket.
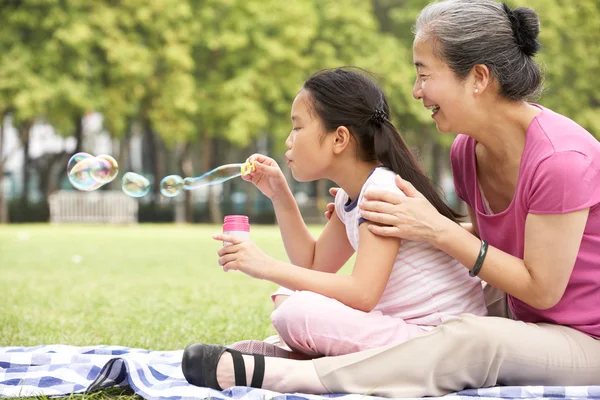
[1,345,599,399]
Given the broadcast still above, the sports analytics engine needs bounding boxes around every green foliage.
[0,0,598,156]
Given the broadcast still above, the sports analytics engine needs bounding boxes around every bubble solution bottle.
[222,215,250,245]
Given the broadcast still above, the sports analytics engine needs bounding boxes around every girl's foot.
[182,343,265,390]
[182,342,327,393]
[228,340,292,358]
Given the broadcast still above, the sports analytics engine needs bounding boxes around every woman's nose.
[412,79,423,100]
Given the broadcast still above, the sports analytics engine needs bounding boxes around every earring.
[474,88,479,93]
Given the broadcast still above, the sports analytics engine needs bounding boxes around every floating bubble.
[68,156,104,191]
[90,154,119,184]
[160,175,184,197]
[67,152,93,175]
[183,164,244,190]
[67,152,120,191]
[121,172,151,198]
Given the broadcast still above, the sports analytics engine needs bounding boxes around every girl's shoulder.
[361,167,406,197]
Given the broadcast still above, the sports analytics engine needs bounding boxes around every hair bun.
[502,3,541,57]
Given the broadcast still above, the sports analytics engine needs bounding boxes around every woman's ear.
[332,126,351,155]
[470,64,492,94]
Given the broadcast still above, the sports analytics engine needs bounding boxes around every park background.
[0,0,598,225]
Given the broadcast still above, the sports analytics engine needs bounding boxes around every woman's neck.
[329,159,382,201]
[468,102,541,164]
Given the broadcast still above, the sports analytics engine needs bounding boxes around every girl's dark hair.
[303,67,462,223]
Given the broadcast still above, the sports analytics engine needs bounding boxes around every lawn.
[0,223,334,350]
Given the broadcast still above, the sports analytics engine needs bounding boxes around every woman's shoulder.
[530,106,600,156]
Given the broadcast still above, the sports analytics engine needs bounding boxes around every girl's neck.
[329,159,382,201]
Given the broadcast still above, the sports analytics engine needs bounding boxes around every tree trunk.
[20,120,33,204]
[0,111,8,223]
[111,120,132,191]
[180,141,195,223]
[47,152,70,196]
[201,131,221,224]
[73,114,83,154]
[144,118,160,206]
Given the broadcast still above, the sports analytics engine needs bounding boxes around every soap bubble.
[90,154,119,184]
[183,164,244,190]
[160,175,184,197]
[68,156,104,191]
[121,172,151,198]
[67,152,119,191]
[67,152,93,175]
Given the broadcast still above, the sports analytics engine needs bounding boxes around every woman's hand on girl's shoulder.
[359,175,450,244]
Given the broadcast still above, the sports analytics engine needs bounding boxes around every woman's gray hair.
[414,0,543,101]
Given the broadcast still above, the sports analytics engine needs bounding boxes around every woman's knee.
[438,314,506,353]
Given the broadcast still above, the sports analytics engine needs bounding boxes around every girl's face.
[285,89,333,182]
[412,38,474,134]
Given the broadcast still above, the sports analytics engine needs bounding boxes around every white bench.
[49,190,138,224]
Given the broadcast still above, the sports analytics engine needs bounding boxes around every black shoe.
[182,343,265,390]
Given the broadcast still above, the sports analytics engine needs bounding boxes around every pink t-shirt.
[451,105,600,338]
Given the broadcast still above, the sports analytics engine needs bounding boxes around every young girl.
[213,67,487,358]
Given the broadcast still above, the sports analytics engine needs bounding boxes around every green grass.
[0,223,333,348]
[0,223,334,399]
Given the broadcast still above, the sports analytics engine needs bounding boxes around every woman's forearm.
[264,259,374,312]
[272,190,317,269]
[435,219,549,309]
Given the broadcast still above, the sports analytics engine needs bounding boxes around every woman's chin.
[433,121,452,134]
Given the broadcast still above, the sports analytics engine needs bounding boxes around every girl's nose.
[285,132,293,149]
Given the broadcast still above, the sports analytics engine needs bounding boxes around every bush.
[9,200,50,223]
[138,203,175,223]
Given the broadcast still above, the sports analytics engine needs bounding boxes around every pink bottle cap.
[223,215,250,232]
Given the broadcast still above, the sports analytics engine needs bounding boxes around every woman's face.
[412,38,473,134]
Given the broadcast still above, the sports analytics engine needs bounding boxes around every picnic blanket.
[1,345,599,400]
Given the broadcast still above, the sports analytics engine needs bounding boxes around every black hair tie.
[370,109,388,126]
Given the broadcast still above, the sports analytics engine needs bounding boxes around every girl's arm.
[262,222,399,312]
[273,189,354,274]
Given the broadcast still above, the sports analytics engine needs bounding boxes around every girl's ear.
[332,126,351,155]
